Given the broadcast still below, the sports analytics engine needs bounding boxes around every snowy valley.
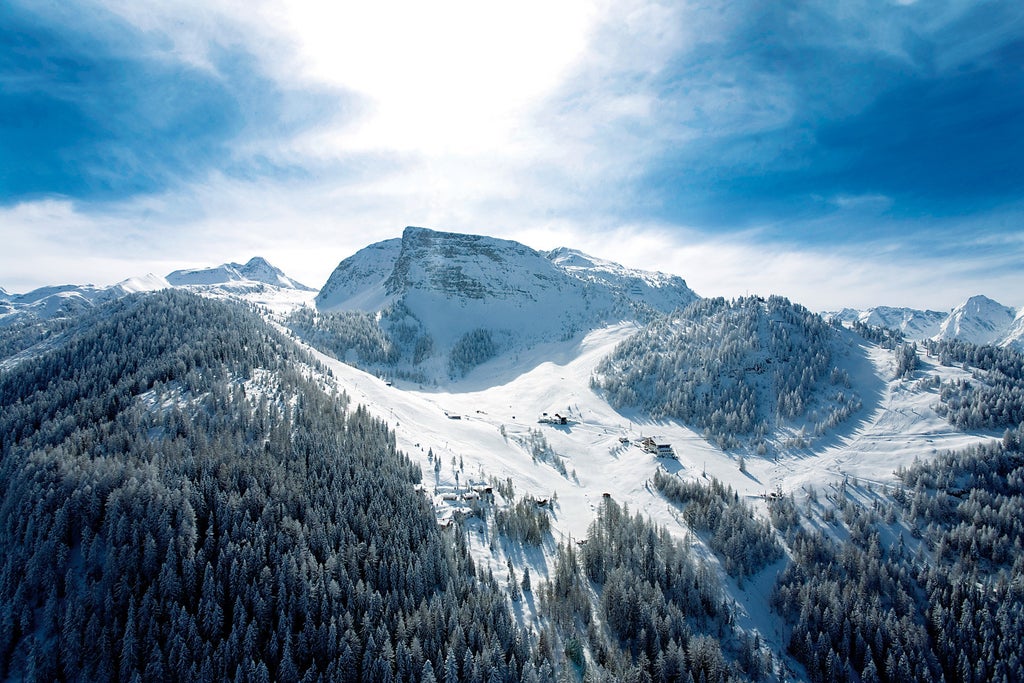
[2,227,1023,682]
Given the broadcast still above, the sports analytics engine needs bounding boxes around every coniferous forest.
[773,428,1024,683]
[0,292,534,682]
[592,296,862,449]
[3,289,1024,682]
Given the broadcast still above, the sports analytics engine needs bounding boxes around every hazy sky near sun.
[1,0,1022,311]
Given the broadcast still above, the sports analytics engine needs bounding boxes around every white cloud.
[510,221,1024,312]
[3,185,1022,315]
[4,0,1022,315]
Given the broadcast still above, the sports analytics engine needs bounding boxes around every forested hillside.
[538,497,764,682]
[593,296,861,449]
[286,302,435,381]
[0,291,538,682]
[771,426,1024,683]
[924,339,1024,430]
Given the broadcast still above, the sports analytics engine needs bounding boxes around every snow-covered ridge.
[312,226,699,381]
[830,295,1022,350]
[935,294,1016,346]
[544,246,698,313]
[167,256,313,291]
[1004,309,1024,350]
[0,275,170,326]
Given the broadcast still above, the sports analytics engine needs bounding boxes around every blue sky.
[1,0,1022,310]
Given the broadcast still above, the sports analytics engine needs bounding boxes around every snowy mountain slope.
[167,256,313,290]
[934,294,1016,346]
[0,274,169,327]
[315,237,403,311]
[310,226,698,382]
[829,305,947,339]
[290,314,998,674]
[545,246,698,314]
[111,273,171,294]
[1003,309,1024,350]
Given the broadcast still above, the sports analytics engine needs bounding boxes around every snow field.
[291,319,998,659]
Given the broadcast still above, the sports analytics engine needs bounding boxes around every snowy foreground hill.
[2,227,1024,682]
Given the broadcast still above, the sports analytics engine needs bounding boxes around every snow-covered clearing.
[293,321,997,657]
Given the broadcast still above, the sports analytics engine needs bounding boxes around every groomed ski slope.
[292,319,998,660]
[306,322,992,532]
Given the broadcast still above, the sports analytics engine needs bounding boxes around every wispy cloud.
[0,1,347,201]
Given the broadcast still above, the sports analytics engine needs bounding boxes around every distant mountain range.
[828,294,1022,350]
[0,258,311,326]
[2,227,1020,354]
[0,273,171,324]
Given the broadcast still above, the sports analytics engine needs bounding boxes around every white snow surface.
[167,256,313,290]
[292,320,997,661]
[934,294,1016,346]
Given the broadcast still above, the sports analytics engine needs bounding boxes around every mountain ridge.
[167,256,313,290]
[1,257,309,326]
[311,226,699,381]
[829,294,1021,350]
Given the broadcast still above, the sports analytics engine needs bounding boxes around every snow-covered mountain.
[594,295,866,449]
[167,256,313,290]
[0,275,169,326]
[1004,309,1024,350]
[5,228,1024,681]
[1,256,311,327]
[831,295,1022,349]
[934,294,1017,346]
[313,226,698,380]
[544,247,698,314]
[830,306,947,339]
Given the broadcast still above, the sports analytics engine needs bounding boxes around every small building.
[656,444,676,459]
[641,436,675,458]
